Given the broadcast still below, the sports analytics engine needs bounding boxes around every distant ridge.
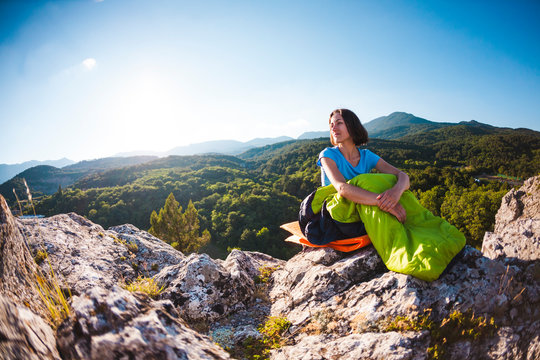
[0,165,84,204]
[0,158,75,184]
[115,137,295,158]
[364,112,454,140]
[244,136,294,147]
[297,112,461,142]
[297,131,329,140]
[63,156,158,171]
[0,156,159,203]
[2,115,538,218]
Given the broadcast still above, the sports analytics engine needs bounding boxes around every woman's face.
[329,113,351,144]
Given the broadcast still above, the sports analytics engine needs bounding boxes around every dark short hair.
[329,108,369,146]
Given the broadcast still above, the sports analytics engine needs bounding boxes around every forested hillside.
[0,157,74,184]
[0,165,86,203]
[364,111,452,139]
[0,156,159,203]
[401,123,540,178]
[9,122,540,260]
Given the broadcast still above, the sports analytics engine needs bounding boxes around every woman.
[304,109,465,281]
[317,108,409,223]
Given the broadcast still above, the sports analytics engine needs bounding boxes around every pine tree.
[149,193,210,254]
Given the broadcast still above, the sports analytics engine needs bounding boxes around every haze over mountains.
[115,136,295,158]
[1,111,536,185]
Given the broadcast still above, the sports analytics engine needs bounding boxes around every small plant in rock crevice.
[33,265,71,327]
[383,309,497,360]
[254,266,278,284]
[210,327,235,352]
[258,316,291,350]
[126,241,138,253]
[384,310,434,332]
[111,234,125,245]
[253,266,280,303]
[123,275,164,299]
[34,249,48,265]
[14,182,72,327]
[222,316,292,360]
[111,234,139,254]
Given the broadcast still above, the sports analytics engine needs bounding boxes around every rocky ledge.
[0,176,539,360]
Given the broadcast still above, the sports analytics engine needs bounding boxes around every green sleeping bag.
[316,173,466,281]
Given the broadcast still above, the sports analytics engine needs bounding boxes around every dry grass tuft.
[123,276,165,299]
[14,182,72,326]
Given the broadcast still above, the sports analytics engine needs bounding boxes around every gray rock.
[272,331,429,360]
[443,322,540,360]
[109,223,186,275]
[268,244,538,359]
[221,249,284,281]
[56,285,230,360]
[0,195,48,320]
[0,295,60,360]
[156,249,284,325]
[483,175,540,261]
[270,246,386,325]
[17,214,184,295]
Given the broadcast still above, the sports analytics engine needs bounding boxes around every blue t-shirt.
[317,147,380,186]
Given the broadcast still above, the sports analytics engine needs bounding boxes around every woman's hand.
[386,203,406,223]
[374,159,409,212]
[376,186,403,212]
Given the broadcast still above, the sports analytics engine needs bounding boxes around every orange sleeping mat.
[280,221,371,252]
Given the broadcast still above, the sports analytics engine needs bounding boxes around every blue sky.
[1,0,539,164]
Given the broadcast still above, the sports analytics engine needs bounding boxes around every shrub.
[254,266,278,284]
[258,316,291,350]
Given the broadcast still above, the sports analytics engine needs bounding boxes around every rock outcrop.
[56,286,231,360]
[0,196,47,318]
[17,215,185,296]
[482,175,540,262]
[269,245,539,359]
[0,175,539,359]
[155,250,283,324]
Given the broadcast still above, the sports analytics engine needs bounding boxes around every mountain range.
[2,111,538,200]
[0,111,469,183]
[0,158,75,184]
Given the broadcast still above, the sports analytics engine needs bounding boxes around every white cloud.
[82,58,97,71]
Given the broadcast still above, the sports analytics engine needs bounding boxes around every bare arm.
[319,157,380,205]
[320,157,407,222]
